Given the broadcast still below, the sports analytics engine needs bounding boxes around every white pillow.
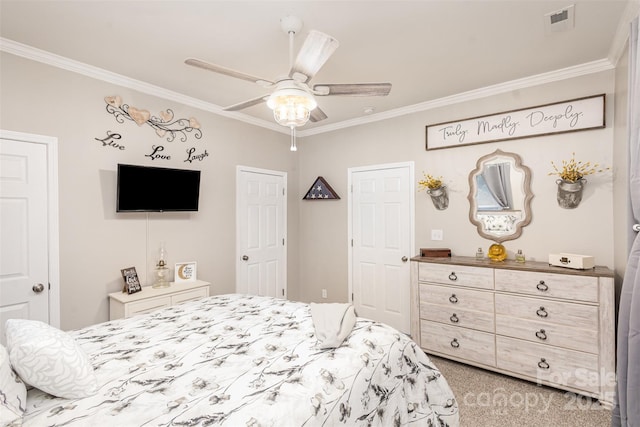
[0,343,26,425]
[5,319,98,399]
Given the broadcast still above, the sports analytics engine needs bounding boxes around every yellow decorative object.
[549,152,609,183]
[417,173,444,191]
[487,243,507,261]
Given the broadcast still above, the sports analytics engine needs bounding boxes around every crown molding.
[0,37,617,138]
[0,37,287,134]
[298,59,615,137]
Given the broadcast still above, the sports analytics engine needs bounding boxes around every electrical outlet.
[431,229,444,241]
[322,289,328,299]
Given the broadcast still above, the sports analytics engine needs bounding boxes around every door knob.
[32,283,45,293]
[242,255,249,261]
[401,256,408,262]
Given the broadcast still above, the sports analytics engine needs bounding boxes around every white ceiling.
[0,1,636,136]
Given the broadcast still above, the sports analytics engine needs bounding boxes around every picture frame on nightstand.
[175,261,197,283]
[120,266,142,294]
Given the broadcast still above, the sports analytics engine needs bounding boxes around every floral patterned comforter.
[23,294,459,426]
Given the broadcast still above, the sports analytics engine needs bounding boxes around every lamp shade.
[267,87,317,128]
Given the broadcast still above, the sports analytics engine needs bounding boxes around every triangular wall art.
[303,176,340,200]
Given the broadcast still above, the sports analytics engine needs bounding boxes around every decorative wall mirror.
[467,149,533,243]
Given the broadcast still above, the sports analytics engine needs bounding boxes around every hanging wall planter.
[427,186,449,210]
[556,178,586,209]
[418,173,449,210]
[549,153,609,210]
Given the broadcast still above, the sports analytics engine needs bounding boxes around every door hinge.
[282,289,285,296]
[48,283,51,290]
[282,188,285,196]
[351,292,354,301]
[351,239,354,247]
[282,238,285,246]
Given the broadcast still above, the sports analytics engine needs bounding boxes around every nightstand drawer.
[496,336,599,394]
[171,287,208,305]
[495,294,598,330]
[418,263,493,290]
[420,320,495,366]
[126,296,171,317]
[495,269,598,302]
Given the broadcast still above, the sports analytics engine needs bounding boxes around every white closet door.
[236,166,287,298]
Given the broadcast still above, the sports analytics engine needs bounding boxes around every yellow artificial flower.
[549,153,609,183]
[418,173,444,190]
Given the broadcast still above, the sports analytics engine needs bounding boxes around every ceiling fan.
[184,16,391,128]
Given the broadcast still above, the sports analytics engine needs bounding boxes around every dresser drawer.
[419,283,493,313]
[422,302,494,332]
[126,296,171,317]
[171,287,209,305]
[496,336,599,394]
[418,263,493,290]
[495,294,598,330]
[495,269,598,302]
[496,315,598,353]
[420,320,496,366]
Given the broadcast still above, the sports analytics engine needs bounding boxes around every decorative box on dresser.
[410,256,615,406]
[109,280,210,320]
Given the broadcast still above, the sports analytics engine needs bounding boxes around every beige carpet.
[429,355,612,427]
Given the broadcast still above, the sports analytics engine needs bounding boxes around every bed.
[4,294,459,426]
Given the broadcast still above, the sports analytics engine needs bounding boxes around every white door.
[349,162,414,333]
[0,131,59,344]
[236,166,287,298]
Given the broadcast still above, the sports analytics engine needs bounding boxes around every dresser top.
[411,255,613,278]
[108,280,211,303]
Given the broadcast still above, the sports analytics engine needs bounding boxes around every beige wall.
[0,51,627,329]
[297,71,619,304]
[1,53,300,330]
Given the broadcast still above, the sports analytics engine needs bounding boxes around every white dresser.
[410,256,615,406]
[109,280,210,320]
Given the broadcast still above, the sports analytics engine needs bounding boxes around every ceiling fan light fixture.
[267,87,317,128]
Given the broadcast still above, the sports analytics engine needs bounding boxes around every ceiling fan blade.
[313,83,392,96]
[310,106,328,123]
[290,30,339,83]
[185,58,274,86]
[222,95,269,112]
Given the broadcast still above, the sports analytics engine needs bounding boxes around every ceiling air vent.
[544,4,575,33]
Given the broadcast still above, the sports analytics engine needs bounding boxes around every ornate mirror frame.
[467,149,533,243]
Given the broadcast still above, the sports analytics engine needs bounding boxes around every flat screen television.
[116,164,201,212]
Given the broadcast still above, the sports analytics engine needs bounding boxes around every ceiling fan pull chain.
[290,126,297,151]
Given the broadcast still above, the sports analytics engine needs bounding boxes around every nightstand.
[108,280,210,320]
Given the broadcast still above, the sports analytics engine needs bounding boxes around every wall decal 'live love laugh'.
[425,94,605,150]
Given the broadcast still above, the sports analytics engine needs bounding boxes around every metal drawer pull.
[450,338,460,348]
[535,329,547,340]
[449,294,458,304]
[537,358,550,370]
[450,313,459,323]
[536,306,548,318]
[448,272,458,281]
[536,280,549,292]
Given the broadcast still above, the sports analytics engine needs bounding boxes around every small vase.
[427,186,449,210]
[556,179,585,209]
